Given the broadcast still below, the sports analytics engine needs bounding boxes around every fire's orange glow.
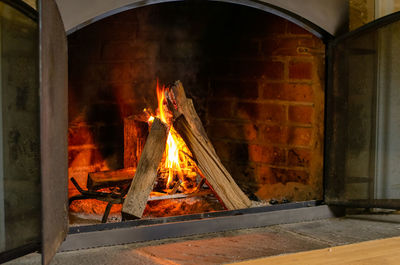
[149,81,198,192]
[156,81,168,124]
[68,81,219,223]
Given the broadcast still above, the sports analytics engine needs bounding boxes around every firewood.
[87,168,136,191]
[124,116,149,168]
[173,115,251,210]
[167,81,218,157]
[166,81,251,210]
[122,118,169,219]
[148,190,213,201]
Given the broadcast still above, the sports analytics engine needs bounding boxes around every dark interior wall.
[68,2,325,202]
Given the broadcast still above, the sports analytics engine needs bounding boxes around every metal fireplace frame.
[61,201,343,251]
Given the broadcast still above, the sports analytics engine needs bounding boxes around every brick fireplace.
[12,1,400,264]
[67,1,325,223]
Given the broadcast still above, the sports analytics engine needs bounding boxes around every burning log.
[124,116,149,168]
[148,190,213,201]
[87,168,136,191]
[167,81,251,210]
[167,81,217,156]
[172,115,251,210]
[122,117,169,219]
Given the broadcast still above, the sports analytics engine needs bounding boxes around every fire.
[148,81,197,192]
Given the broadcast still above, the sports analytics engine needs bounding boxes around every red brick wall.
[206,15,325,201]
[68,2,325,202]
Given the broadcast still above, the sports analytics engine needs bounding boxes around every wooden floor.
[231,236,400,265]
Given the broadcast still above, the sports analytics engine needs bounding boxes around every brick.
[263,61,285,80]
[288,127,313,146]
[287,22,311,35]
[226,163,258,193]
[71,63,132,83]
[120,102,149,118]
[242,123,259,141]
[210,61,284,80]
[70,18,138,42]
[248,144,262,163]
[261,126,288,144]
[86,103,122,124]
[96,125,123,146]
[68,148,104,168]
[211,80,258,99]
[211,139,248,162]
[69,82,112,103]
[231,39,262,59]
[68,43,101,62]
[107,82,156,103]
[257,166,309,184]
[208,122,258,142]
[261,83,314,102]
[68,125,95,146]
[288,148,312,167]
[226,142,250,162]
[208,100,232,119]
[68,147,123,170]
[289,105,314,124]
[289,61,313,80]
[262,37,315,56]
[212,141,230,162]
[249,145,286,165]
[66,3,325,190]
[256,165,273,184]
[81,62,152,83]
[236,103,286,122]
[262,15,288,34]
[158,41,201,60]
[101,41,159,60]
[271,168,309,184]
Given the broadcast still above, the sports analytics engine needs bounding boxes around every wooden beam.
[166,81,251,210]
[87,168,136,191]
[124,116,148,168]
[168,80,218,157]
[173,114,251,210]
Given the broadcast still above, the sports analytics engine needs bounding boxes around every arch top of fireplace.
[55,0,348,39]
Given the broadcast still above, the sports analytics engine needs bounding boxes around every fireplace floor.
[6,211,400,265]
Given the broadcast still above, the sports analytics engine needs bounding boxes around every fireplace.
[66,2,325,224]
[3,0,400,264]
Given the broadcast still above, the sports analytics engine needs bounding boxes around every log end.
[121,211,140,221]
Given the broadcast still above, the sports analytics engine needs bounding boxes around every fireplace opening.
[67,1,325,225]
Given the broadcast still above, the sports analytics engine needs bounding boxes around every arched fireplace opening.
[67,1,325,225]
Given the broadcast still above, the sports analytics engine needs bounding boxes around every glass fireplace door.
[0,0,68,264]
[325,12,400,209]
[0,0,41,260]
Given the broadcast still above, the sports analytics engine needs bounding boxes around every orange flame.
[156,81,168,124]
[148,81,197,191]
